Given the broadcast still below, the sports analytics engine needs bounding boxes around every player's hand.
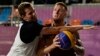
[50,35,61,49]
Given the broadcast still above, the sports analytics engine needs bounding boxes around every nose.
[55,10,59,14]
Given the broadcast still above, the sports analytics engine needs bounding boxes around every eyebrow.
[29,10,35,14]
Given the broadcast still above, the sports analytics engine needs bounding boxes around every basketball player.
[36,2,84,56]
[7,2,43,56]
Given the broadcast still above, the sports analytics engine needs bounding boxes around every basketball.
[70,19,81,26]
[57,31,75,50]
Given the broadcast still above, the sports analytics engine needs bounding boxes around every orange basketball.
[70,19,81,26]
[43,19,52,26]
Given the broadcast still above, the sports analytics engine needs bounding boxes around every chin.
[54,18,59,20]
[25,20,30,22]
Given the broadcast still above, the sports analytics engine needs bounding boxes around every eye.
[29,10,35,15]
[54,8,57,11]
[29,12,33,15]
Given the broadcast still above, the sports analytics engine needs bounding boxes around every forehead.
[24,7,34,12]
[53,5,65,10]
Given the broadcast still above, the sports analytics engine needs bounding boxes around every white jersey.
[7,23,39,56]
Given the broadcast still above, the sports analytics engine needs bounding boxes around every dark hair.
[18,2,32,17]
[55,2,67,11]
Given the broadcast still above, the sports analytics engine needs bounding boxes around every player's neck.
[53,20,65,26]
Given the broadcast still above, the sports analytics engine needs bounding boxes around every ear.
[66,11,70,18]
[64,11,67,18]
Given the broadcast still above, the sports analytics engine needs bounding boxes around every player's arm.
[37,36,60,56]
[59,25,95,33]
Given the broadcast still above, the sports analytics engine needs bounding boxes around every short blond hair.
[55,2,67,11]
